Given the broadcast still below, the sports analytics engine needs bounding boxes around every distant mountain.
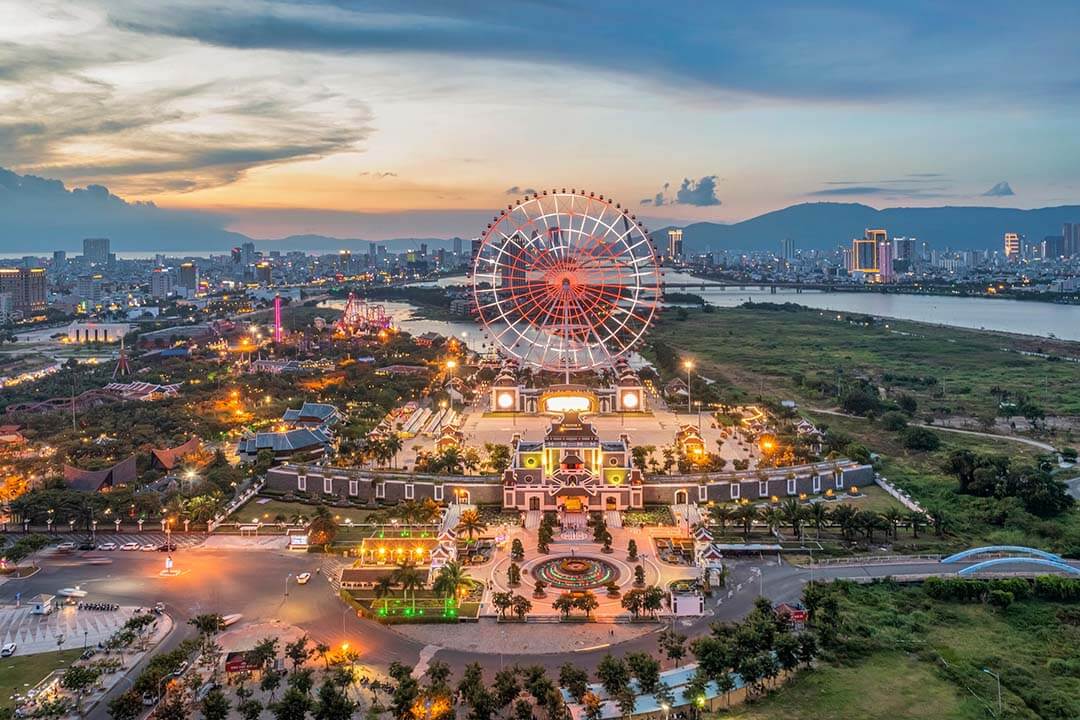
[652,202,1080,253]
[3,166,1078,256]
[0,167,245,253]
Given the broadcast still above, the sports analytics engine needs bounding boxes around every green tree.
[200,687,231,720]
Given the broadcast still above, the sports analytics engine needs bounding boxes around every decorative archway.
[941,545,1063,564]
[673,489,689,505]
[957,557,1080,576]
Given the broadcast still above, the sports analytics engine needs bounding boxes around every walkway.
[809,407,1058,452]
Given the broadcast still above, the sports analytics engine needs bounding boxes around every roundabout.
[532,556,620,590]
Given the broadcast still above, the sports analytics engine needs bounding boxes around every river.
[407,272,1080,343]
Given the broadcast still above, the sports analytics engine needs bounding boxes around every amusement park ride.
[335,292,392,335]
[470,189,661,383]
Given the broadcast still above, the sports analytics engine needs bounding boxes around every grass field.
[651,305,1080,425]
[718,652,984,719]
[714,582,1080,720]
[0,649,82,712]
[228,498,376,525]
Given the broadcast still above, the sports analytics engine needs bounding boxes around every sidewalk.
[0,605,144,655]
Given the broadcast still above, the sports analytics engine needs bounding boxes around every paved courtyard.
[0,604,146,655]
[401,397,762,469]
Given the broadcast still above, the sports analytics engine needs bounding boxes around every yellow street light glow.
[683,360,693,370]
[445,359,457,369]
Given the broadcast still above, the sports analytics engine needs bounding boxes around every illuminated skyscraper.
[667,229,683,261]
[1004,232,1021,259]
[852,229,885,273]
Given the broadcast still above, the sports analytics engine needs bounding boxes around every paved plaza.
[402,398,762,469]
[0,604,146,655]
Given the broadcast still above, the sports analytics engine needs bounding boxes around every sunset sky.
[2,1,1079,239]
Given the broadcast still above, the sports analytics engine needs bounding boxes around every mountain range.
[652,202,1080,254]
[1,167,1077,255]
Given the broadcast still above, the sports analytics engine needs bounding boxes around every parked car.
[153,602,166,615]
[296,572,311,585]
[120,542,140,551]
[77,542,95,551]
[97,542,117,551]
[140,544,159,552]
[56,542,76,551]
[156,543,178,552]
[1,643,16,657]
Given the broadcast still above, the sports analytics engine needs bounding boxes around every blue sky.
[1,0,1078,239]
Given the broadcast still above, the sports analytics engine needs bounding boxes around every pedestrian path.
[524,510,542,529]
[48,532,206,549]
[605,510,623,529]
[0,605,145,655]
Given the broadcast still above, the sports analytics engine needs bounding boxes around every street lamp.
[982,668,1002,717]
[284,573,293,598]
[694,400,701,430]
[683,360,693,415]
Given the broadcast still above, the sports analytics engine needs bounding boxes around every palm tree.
[373,576,394,614]
[830,504,858,541]
[709,504,735,533]
[392,563,424,612]
[733,503,757,539]
[907,510,926,538]
[779,497,804,538]
[882,507,905,539]
[432,561,473,600]
[456,508,488,542]
[759,506,783,536]
[383,433,403,468]
[808,502,830,540]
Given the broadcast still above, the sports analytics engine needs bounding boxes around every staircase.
[524,510,542,530]
[605,510,623,529]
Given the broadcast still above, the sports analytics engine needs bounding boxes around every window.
[376,482,386,499]
[349,480,359,497]
[405,483,415,500]
[697,485,708,502]
[730,483,740,500]
[787,478,796,495]
[297,475,306,492]
[434,485,444,502]
[813,475,822,493]
[759,481,768,497]
[324,477,333,494]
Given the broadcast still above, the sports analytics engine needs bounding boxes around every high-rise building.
[52,250,67,265]
[1064,223,1078,257]
[453,237,463,256]
[0,267,47,313]
[667,229,684,261]
[781,237,795,262]
[878,241,894,280]
[420,243,428,257]
[852,229,885,273]
[178,262,199,292]
[1004,232,1022,259]
[77,274,104,303]
[231,247,242,265]
[150,267,173,299]
[892,237,916,262]
[1042,235,1065,259]
[83,237,110,265]
[0,293,11,323]
[256,261,272,284]
[240,242,256,267]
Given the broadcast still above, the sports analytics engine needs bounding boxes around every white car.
[1,643,16,657]
[140,544,159,552]
[97,542,118,551]
[120,542,140,551]
[56,542,76,551]
[57,587,88,598]
[295,573,311,585]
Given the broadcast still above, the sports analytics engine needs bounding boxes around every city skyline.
[2,1,1079,240]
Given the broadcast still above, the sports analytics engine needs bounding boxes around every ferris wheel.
[470,189,661,374]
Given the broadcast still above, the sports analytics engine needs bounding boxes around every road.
[808,407,1058,452]
[4,547,1076,717]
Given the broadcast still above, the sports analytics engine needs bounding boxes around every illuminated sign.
[544,395,591,413]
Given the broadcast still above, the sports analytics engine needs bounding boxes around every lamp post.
[438,400,448,432]
[694,400,701,430]
[284,573,293,598]
[683,360,693,415]
[982,668,1002,717]
[445,359,457,410]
